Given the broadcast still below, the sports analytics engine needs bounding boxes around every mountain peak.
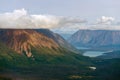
[0,29,59,57]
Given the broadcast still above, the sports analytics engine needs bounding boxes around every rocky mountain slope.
[69,30,120,49]
[35,29,80,53]
[0,29,92,66]
[0,29,60,57]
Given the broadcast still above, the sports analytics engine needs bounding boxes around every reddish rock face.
[0,29,59,57]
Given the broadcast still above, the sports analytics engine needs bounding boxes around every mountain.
[97,50,120,59]
[35,29,80,53]
[0,29,91,66]
[0,29,93,80]
[0,29,60,57]
[69,30,120,50]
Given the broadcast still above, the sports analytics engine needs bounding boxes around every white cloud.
[1,9,120,33]
[97,16,115,25]
[0,8,86,29]
[53,16,120,34]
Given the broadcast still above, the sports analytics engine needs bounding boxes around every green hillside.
[0,41,94,80]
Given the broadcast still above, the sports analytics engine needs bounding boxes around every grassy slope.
[0,42,30,68]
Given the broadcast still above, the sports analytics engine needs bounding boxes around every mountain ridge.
[35,29,80,53]
[69,29,120,50]
[0,29,59,57]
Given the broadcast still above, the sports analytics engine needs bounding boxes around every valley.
[0,29,120,80]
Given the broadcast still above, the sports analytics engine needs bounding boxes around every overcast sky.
[0,0,120,33]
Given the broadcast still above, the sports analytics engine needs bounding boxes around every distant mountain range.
[69,30,120,50]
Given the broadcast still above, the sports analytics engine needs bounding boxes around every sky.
[0,0,120,33]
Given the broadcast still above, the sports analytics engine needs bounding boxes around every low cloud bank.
[0,8,86,29]
[0,9,120,33]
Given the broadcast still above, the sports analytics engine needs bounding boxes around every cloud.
[0,8,86,29]
[53,16,120,34]
[97,16,115,25]
[2,9,119,33]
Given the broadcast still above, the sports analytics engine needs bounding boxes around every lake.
[83,51,105,57]
[76,47,105,57]
[76,47,90,49]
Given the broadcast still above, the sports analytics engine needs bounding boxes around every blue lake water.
[83,51,105,57]
[76,47,90,49]
[76,47,105,57]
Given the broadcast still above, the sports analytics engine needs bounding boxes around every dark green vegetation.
[91,58,120,80]
[98,50,120,59]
